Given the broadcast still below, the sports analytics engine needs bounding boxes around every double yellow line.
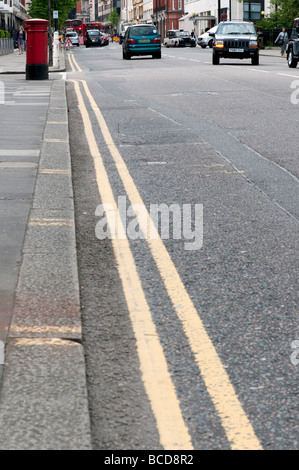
[68,52,82,73]
[69,74,263,451]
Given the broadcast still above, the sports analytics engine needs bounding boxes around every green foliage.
[0,30,10,39]
[108,8,119,28]
[256,0,299,30]
[28,0,77,29]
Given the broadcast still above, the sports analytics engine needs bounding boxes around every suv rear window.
[130,26,158,37]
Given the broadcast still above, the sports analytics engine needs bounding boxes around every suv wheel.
[212,53,220,65]
[251,53,259,65]
[288,48,298,68]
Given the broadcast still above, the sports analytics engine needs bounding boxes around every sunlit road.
[65,43,298,450]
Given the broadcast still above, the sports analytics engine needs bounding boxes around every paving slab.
[0,51,91,450]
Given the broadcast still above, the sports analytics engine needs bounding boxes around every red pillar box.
[24,19,49,80]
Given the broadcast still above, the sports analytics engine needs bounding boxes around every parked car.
[122,24,161,60]
[85,30,102,48]
[197,26,217,48]
[287,18,299,68]
[65,31,80,47]
[100,32,109,46]
[164,30,196,48]
[210,21,259,65]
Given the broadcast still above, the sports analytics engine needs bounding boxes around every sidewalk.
[0,47,66,74]
[0,49,92,449]
[260,46,287,57]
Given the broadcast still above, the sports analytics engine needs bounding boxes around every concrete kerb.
[0,46,66,75]
[0,75,92,450]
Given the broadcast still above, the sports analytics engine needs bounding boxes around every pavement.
[0,47,92,450]
[0,43,285,450]
[259,46,287,57]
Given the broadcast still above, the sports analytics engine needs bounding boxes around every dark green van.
[122,24,161,60]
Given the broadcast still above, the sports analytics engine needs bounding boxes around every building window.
[243,3,262,21]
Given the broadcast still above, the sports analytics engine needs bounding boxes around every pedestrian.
[275,27,288,56]
[17,26,25,55]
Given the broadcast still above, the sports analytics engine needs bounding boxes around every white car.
[164,30,196,47]
[65,32,80,47]
[197,26,217,48]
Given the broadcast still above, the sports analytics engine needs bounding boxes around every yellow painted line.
[71,54,83,73]
[29,218,74,227]
[69,53,82,73]
[80,79,263,451]
[47,121,68,124]
[71,79,193,451]
[39,169,70,174]
[12,338,79,347]
[43,139,68,143]
[10,325,81,336]
[68,53,76,73]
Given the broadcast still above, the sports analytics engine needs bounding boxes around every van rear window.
[130,27,157,37]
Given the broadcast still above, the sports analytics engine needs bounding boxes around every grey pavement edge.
[0,51,92,449]
[0,46,66,75]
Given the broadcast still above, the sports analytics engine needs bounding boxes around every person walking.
[275,27,288,56]
[17,26,25,55]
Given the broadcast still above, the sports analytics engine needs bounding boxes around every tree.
[28,0,77,29]
[108,8,119,30]
[256,0,299,30]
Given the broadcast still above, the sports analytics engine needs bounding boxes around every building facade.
[0,1,29,39]
[180,0,270,35]
[152,0,184,39]
[89,0,120,25]
[89,0,274,35]
[76,0,90,23]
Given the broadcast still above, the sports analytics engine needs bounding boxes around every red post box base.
[26,64,49,80]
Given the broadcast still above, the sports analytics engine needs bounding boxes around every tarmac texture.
[0,44,283,450]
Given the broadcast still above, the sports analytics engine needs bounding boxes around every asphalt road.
[66,44,298,450]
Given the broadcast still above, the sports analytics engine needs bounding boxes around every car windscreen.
[130,26,158,37]
[178,31,190,37]
[217,23,256,35]
[67,33,77,37]
[88,31,100,36]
